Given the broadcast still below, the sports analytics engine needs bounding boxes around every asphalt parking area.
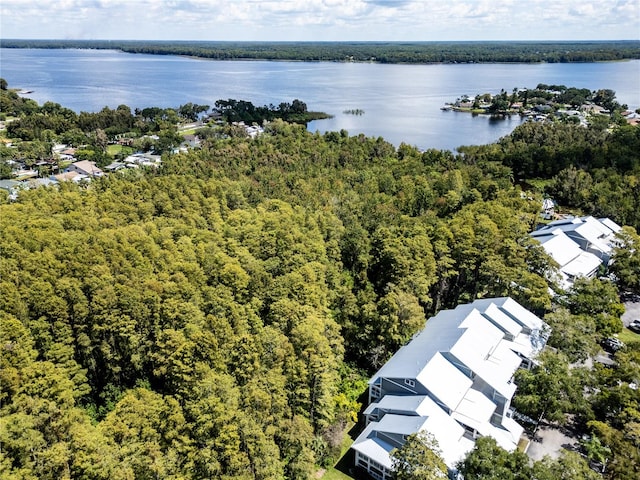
[526,424,578,461]
[622,295,640,328]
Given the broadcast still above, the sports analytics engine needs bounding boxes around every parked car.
[602,337,624,352]
[628,319,640,334]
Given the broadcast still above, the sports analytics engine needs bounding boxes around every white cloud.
[1,0,638,40]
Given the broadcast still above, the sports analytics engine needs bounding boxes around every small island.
[343,109,365,116]
[442,84,633,125]
[212,98,332,125]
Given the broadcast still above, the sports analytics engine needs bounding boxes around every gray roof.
[0,179,21,190]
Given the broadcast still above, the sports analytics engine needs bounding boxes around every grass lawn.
[618,327,640,345]
[107,144,123,155]
[322,467,354,480]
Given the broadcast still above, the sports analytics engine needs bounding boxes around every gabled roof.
[353,412,474,469]
[530,228,603,286]
[452,388,497,432]
[365,394,438,417]
[54,171,86,182]
[599,217,621,234]
[470,297,549,359]
[416,353,473,410]
[537,216,620,257]
[356,298,548,474]
[480,302,522,338]
[71,160,103,176]
[562,251,602,278]
[370,298,544,404]
[0,179,22,190]
[471,297,546,332]
[531,228,585,266]
[370,316,466,384]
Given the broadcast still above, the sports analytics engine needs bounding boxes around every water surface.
[1,48,638,151]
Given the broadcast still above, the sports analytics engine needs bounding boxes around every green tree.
[611,226,640,293]
[488,90,510,113]
[457,437,531,480]
[532,450,601,480]
[513,351,585,424]
[564,277,624,336]
[390,431,448,480]
[544,308,599,363]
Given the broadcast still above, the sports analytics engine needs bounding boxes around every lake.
[1,48,639,151]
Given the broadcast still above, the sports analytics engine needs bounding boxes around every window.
[404,378,415,388]
[371,385,381,399]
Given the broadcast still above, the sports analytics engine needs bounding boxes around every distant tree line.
[2,39,639,63]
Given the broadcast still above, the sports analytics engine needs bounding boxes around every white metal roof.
[562,250,602,278]
[469,297,545,332]
[370,314,466,384]
[538,216,620,257]
[599,217,621,233]
[351,423,396,469]
[364,395,429,416]
[353,411,474,469]
[360,297,548,474]
[531,229,585,267]
[453,388,497,426]
[416,353,474,410]
[480,302,523,338]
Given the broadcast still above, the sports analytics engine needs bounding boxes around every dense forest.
[2,39,640,63]
[1,82,639,479]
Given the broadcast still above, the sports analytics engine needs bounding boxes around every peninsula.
[443,84,637,126]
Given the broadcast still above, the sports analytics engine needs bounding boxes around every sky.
[1,0,639,42]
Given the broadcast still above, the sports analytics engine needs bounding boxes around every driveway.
[622,294,640,327]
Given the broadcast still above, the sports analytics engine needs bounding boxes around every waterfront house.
[352,297,549,479]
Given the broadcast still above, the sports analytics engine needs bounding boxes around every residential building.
[182,134,201,148]
[53,171,89,183]
[534,216,620,263]
[66,160,104,177]
[541,198,555,220]
[0,179,23,201]
[530,228,602,290]
[352,297,548,479]
[530,216,622,289]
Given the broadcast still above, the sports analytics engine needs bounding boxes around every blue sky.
[1,0,638,41]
